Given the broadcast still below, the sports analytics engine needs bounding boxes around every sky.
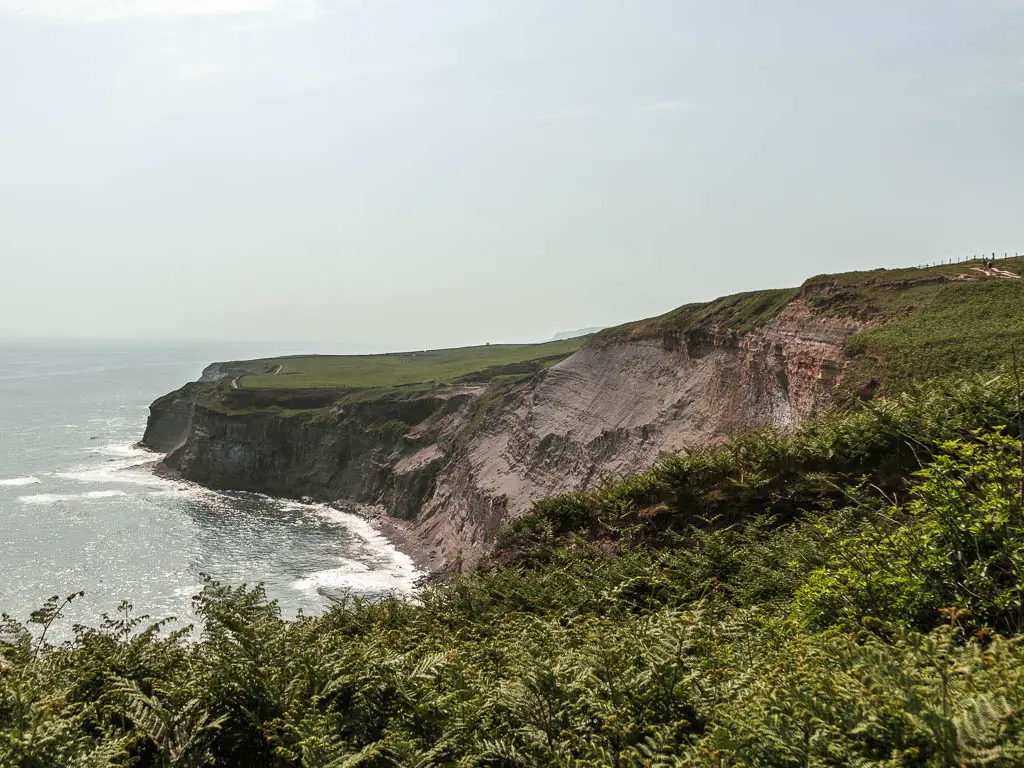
[0,0,1021,350]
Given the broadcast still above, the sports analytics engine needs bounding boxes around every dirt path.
[230,365,281,390]
[971,266,1021,279]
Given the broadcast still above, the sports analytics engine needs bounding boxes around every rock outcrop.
[141,382,204,453]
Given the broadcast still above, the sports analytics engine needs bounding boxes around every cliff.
[141,382,203,453]
[142,259,1024,569]
[405,294,864,565]
[161,394,471,523]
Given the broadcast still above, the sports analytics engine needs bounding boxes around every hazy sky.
[1,0,1021,349]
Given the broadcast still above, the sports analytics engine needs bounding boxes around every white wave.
[89,443,146,457]
[56,465,158,487]
[290,505,420,595]
[19,489,129,504]
[316,507,415,559]
[0,476,41,487]
[292,559,417,596]
[56,445,162,488]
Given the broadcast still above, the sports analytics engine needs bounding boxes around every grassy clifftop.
[201,257,1024,415]
[201,338,587,413]
[807,260,1024,399]
[596,256,1024,400]
[237,338,584,391]
[839,278,1024,396]
[595,286,801,344]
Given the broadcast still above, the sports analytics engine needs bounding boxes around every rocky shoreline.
[148,449,442,573]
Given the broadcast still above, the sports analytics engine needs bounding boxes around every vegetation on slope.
[597,257,1024,404]
[595,287,801,344]
[201,339,586,413]
[838,278,1024,400]
[8,373,1024,765]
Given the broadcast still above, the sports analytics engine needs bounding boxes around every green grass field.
[198,338,591,413]
[236,338,586,391]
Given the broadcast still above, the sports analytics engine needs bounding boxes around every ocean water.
[0,340,418,635]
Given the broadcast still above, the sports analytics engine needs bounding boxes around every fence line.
[911,252,1021,269]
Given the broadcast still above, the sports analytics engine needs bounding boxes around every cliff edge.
[142,259,1024,568]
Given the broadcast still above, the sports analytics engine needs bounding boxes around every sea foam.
[292,563,418,595]
[56,444,161,488]
[290,505,420,596]
[19,490,129,504]
[0,476,41,487]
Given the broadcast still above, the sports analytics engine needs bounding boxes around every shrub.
[794,430,1024,634]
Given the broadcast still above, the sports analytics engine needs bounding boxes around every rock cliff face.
[141,361,275,451]
[147,392,476,523]
[141,382,204,453]
[405,299,865,565]
[142,294,868,569]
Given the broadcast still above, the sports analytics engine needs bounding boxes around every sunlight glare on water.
[0,341,418,637]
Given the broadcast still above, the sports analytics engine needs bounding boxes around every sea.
[0,340,419,637]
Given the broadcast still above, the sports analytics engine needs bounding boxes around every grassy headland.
[201,338,586,413]
[238,339,587,390]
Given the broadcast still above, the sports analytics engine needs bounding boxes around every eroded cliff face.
[408,299,865,566]
[144,298,866,569]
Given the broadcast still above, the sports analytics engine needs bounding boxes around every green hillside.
[9,374,1024,765]
[599,257,1023,344]
[836,274,1024,399]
